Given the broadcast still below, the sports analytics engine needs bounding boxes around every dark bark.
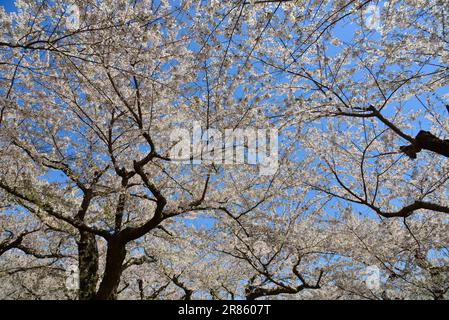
[75,191,99,300]
[94,163,168,299]
[77,231,99,300]
[95,237,127,300]
[400,130,449,159]
[245,262,323,300]
[246,285,299,300]
[171,275,194,300]
[0,234,25,256]
[137,279,145,300]
[373,200,449,218]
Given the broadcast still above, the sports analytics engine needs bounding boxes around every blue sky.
[0,0,15,12]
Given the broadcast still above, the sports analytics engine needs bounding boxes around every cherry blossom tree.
[0,0,448,300]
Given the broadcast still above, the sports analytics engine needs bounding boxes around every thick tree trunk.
[77,231,99,300]
[95,238,127,300]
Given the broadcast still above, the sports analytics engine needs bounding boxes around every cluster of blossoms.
[0,0,448,300]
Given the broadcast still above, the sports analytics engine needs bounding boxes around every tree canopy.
[0,0,448,300]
